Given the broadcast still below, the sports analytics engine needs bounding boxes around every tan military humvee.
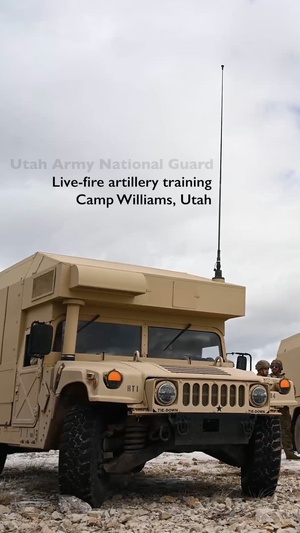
[277,333,300,451]
[0,252,296,506]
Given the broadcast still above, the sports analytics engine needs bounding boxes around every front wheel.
[293,414,300,452]
[241,415,281,497]
[59,406,110,507]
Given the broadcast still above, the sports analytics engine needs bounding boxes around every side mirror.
[28,321,53,357]
[236,355,247,371]
[228,352,252,371]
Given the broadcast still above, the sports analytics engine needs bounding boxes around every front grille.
[182,382,246,408]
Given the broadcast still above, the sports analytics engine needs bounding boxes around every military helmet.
[270,359,283,371]
[255,359,270,371]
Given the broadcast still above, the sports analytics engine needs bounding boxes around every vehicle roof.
[0,251,217,285]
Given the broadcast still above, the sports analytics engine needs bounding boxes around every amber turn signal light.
[278,378,291,395]
[103,369,123,389]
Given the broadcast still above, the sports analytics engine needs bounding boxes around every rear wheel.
[241,415,281,497]
[0,445,7,475]
[59,406,109,507]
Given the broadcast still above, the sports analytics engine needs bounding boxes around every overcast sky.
[1,0,300,364]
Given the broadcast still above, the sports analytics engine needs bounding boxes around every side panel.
[278,334,300,419]
[0,287,8,364]
[0,284,22,425]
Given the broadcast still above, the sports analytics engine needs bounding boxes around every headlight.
[155,381,177,406]
[250,385,268,407]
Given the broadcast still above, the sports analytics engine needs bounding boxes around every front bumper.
[168,412,256,447]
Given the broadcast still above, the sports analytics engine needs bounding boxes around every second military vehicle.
[277,334,300,452]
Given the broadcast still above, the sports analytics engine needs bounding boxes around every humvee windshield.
[53,321,221,360]
[148,328,221,360]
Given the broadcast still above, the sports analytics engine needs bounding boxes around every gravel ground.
[0,451,300,532]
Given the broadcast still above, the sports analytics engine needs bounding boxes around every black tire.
[59,406,109,507]
[241,415,281,498]
[293,414,300,453]
[0,445,7,475]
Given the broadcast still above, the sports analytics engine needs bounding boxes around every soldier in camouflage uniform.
[255,360,270,377]
[270,359,300,460]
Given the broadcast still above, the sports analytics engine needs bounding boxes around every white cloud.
[1,0,300,363]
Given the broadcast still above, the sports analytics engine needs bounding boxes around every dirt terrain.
[0,451,300,532]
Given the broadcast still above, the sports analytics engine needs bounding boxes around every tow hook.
[169,415,189,436]
[241,416,255,437]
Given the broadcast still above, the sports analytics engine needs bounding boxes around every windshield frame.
[52,316,224,361]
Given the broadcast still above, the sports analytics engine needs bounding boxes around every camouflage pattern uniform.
[270,359,300,460]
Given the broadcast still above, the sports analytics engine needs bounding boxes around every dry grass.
[0,490,17,505]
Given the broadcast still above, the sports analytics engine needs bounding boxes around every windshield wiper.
[77,314,100,333]
[163,323,192,352]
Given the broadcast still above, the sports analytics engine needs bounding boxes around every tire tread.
[241,415,281,497]
[59,406,108,507]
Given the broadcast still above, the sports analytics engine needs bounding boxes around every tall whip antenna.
[213,65,225,280]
